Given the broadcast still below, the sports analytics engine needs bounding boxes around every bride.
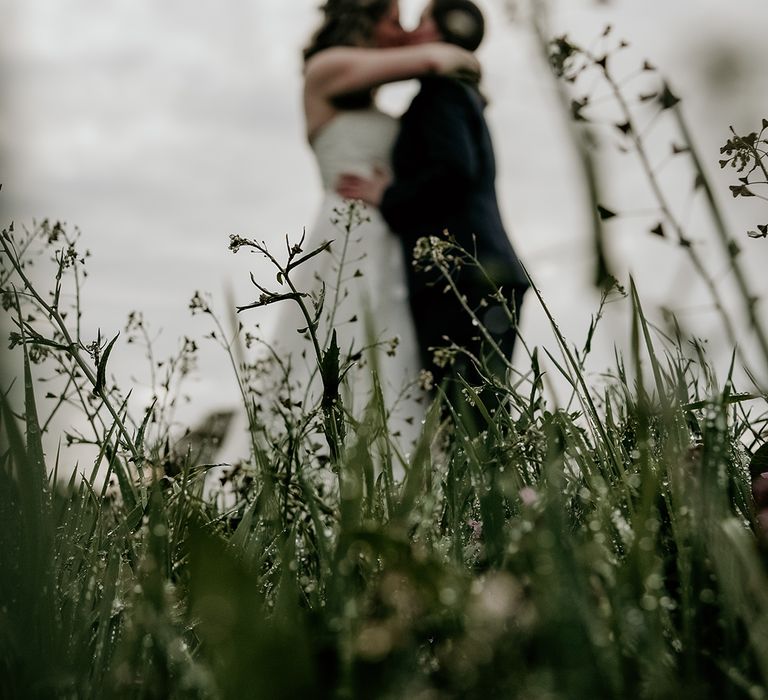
[218,0,479,471]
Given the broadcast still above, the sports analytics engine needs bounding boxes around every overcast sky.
[2,0,767,448]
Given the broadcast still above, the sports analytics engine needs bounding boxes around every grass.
[2,19,768,700]
[2,216,768,700]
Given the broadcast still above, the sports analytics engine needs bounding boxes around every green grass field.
[2,25,768,700]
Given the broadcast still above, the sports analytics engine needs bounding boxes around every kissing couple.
[224,0,530,467]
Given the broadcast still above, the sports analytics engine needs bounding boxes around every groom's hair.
[432,0,485,52]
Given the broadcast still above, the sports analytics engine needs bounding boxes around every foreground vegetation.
[2,21,768,700]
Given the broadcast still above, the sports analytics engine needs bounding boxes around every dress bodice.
[310,109,398,191]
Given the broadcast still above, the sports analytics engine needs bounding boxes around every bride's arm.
[304,43,480,100]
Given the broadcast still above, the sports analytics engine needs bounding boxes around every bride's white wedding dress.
[216,108,426,470]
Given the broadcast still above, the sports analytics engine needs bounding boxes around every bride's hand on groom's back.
[336,166,391,207]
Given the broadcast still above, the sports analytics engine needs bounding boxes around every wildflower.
[412,237,432,263]
[432,346,456,368]
[548,35,581,79]
[62,243,79,269]
[228,234,249,253]
[1,289,14,311]
[468,519,483,539]
[28,343,49,364]
[412,235,454,271]
[189,291,211,315]
[418,369,434,392]
[85,337,102,364]
[519,487,539,507]
[43,219,64,243]
[720,129,759,173]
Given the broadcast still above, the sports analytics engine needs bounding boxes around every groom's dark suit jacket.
[379,76,529,385]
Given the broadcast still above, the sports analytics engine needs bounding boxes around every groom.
[338,0,529,415]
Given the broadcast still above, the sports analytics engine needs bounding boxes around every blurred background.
[1,0,767,458]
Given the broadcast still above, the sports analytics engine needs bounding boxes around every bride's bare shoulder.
[304,48,360,83]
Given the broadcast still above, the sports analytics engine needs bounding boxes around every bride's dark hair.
[303,0,394,61]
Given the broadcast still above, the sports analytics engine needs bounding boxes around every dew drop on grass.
[439,587,458,605]
[645,573,663,590]
[641,595,658,611]
[625,608,644,627]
